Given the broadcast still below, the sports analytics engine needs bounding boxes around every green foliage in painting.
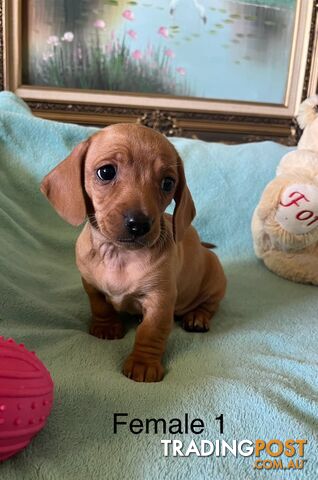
[33,32,191,95]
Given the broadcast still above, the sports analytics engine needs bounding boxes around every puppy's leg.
[123,295,175,382]
[182,300,219,332]
[182,251,226,332]
[82,278,125,340]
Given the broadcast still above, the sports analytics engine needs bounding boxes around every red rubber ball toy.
[0,337,54,461]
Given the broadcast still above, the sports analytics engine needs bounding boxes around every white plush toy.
[252,95,318,285]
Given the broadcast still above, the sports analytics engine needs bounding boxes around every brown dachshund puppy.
[41,124,226,382]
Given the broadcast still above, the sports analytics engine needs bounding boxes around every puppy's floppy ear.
[40,140,90,226]
[173,155,196,242]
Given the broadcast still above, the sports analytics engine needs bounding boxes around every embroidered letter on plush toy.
[296,211,318,226]
[280,191,309,207]
[275,184,318,235]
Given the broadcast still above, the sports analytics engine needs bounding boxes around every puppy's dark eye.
[161,177,175,193]
[96,165,116,181]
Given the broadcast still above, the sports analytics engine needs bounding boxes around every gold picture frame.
[1,0,318,144]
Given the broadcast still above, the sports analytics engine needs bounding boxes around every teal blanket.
[0,93,317,479]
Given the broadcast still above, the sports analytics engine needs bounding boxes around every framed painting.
[1,0,318,143]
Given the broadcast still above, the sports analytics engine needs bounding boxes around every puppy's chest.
[91,253,149,313]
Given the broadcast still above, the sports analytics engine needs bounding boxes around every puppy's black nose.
[124,211,152,237]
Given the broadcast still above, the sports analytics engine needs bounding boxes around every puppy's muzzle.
[124,211,153,238]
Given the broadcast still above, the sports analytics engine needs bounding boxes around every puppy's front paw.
[89,317,125,340]
[123,356,164,382]
[182,310,210,332]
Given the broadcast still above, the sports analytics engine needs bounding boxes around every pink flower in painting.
[164,49,175,58]
[94,19,106,29]
[127,29,137,39]
[122,10,134,21]
[158,26,169,38]
[132,50,142,60]
[47,35,59,46]
[61,32,74,42]
[176,67,186,75]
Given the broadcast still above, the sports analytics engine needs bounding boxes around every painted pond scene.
[23,0,297,103]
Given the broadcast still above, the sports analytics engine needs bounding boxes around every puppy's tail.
[201,241,216,249]
[297,95,318,129]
